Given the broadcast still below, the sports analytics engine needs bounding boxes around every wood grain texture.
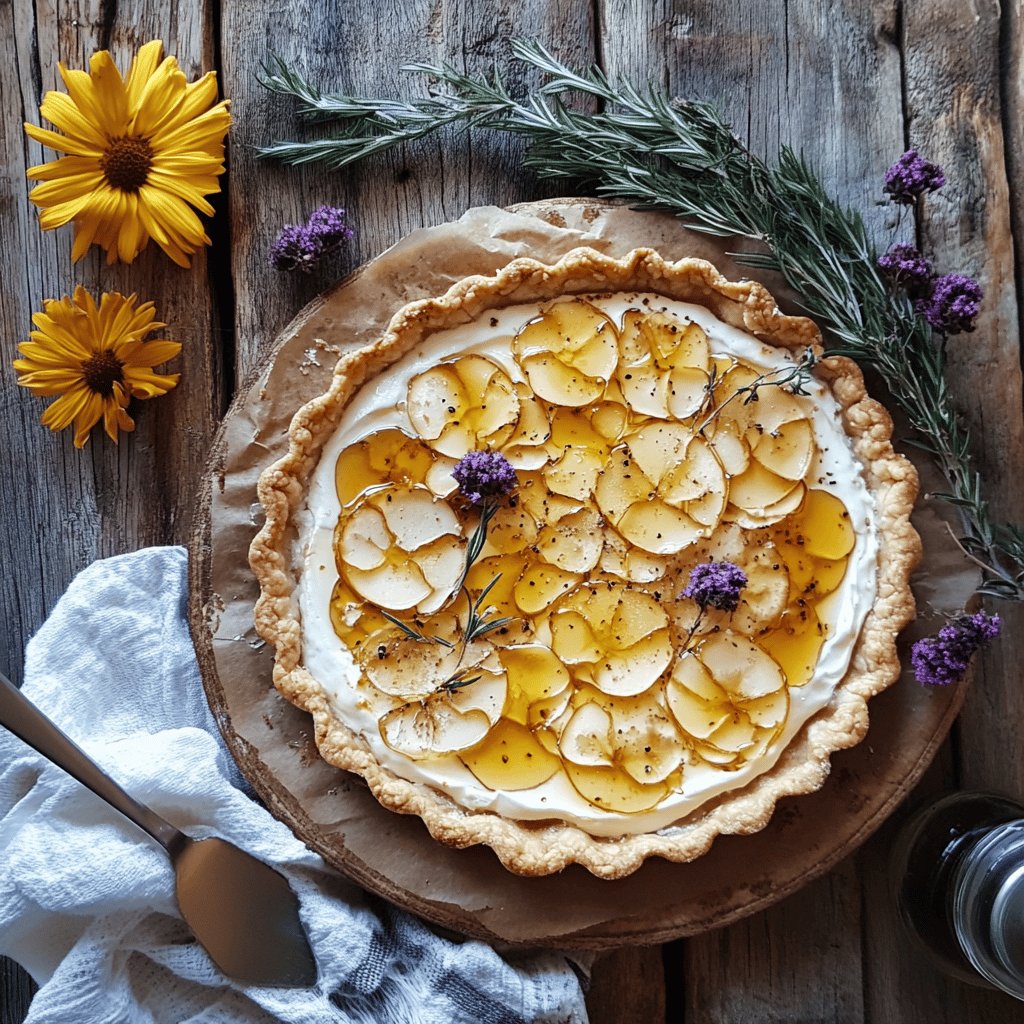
[3,0,1024,1020]
[587,947,667,1024]
[219,0,595,379]
[0,1,224,1020]
[596,2,902,1020]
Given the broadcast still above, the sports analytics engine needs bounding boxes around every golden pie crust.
[250,247,920,879]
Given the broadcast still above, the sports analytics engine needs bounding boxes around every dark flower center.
[100,135,153,192]
[81,350,124,397]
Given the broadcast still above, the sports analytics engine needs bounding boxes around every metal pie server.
[0,669,317,988]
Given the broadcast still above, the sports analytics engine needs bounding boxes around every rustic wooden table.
[3,2,1024,1021]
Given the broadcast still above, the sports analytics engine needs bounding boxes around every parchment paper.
[189,199,978,949]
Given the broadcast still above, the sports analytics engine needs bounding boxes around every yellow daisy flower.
[13,287,181,448]
[24,40,231,268]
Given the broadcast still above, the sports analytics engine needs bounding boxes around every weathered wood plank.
[0,1,224,1020]
[219,0,596,380]
[684,857,863,1024]
[587,947,667,1024]
[0,3,227,676]
[596,1,902,1018]
[864,2,1024,1017]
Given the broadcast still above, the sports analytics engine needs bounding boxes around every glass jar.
[890,791,1024,998]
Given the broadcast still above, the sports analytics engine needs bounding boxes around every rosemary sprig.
[260,41,1023,599]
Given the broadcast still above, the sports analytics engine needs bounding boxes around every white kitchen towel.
[0,546,589,1024]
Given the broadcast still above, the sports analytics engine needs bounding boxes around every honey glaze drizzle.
[327,297,856,815]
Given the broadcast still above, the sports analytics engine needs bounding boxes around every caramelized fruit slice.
[753,418,815,481]
[328,578,390,654]
[338,487,463,612]
[758,607,827,687]
[536,507,604,573]
[564,761,672,813]
[697,632,785,700]
[544,446,605,501]
[501,644,571,725]
[407,355,520,457]
[461,719,562,790]
[552,585,673,696]
[335,428,434,506]
[605,691,686,784]
[616,310,710,420]
[514,299,619,406]
[559,702,615,767]
[513,564,582,615]
[616,500,705,555]
[776,540,849,601]
[787,488,856,560]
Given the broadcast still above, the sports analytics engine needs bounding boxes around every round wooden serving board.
[188,199,971,951]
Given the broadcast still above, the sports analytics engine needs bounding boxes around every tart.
[251,247,920,879]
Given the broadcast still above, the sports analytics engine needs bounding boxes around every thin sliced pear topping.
[564,762,672,813]
[594,452,654,525]
[786,488,856,560]
[617,500,705,555]
[339,504,391,571]
[407,356,520,456]
[758,607,827,688]
[627,422,691,485]
[620,366,670,419]
[697,632,785,700]
[776,540,848,601]
[595,634,672,697]
[550,610,603,664]
[346,560,432,611]
[707,422,750,476]
[599,527,669,583]
[536,507,604,574]
[668,365,711,420]
[502,388,552,468]
[501,644,571,725]
[544,446,604,500]
[552,585,672,696]
[660,436,725,505]
[606,692,686,784]
[425,457,458,497]
[362,626,467,697]
[380,701,493,760]
[728,461,800,512]
[666,682,732,740]
[480,505,538,557]
[335,428,435,506]
[461,719,562,790]
[754,417,815,481]
[514,299,618,406]
[559,703,615,767]
[380,487,461,551]
[513,564,582,615]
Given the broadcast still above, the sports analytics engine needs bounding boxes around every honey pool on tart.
[296,291,879,834]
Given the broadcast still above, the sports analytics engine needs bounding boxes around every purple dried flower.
[452,450,518,506]
[270,205,352,273]
[916,273,984,334]
[884,150,946,203]
[911,611,1001,686]
[307,204,354,248]
[269,223,321,273]
[682,562,748,613]
[878,243,933,295]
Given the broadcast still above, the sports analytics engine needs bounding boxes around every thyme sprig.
[260,42,1023,599]
[696,349,818,435]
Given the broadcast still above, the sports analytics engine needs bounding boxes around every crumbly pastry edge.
[249,246,921,880]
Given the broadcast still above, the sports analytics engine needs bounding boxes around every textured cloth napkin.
[0,547,589,1024]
